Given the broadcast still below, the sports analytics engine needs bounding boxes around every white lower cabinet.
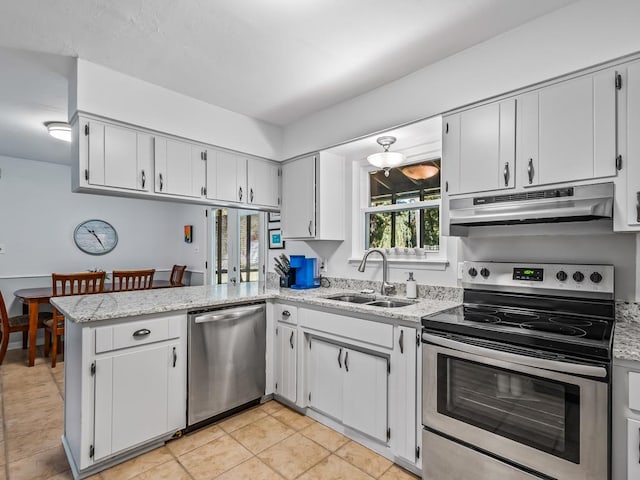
[309,337,388,442]
[627,418,640,479]
[274,323,297,403]
[613,362,640,480]
[63,312,187,478]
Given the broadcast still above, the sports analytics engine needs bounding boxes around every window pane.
[369,159,441,206]
[367,211,392,248]
[423,207,440,251]
[240,212,260,282]
[395,209,417,247]
[213,209,228,284]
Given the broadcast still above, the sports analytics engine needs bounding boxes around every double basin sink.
[325,294,415,308]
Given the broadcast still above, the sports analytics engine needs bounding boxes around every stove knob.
[572,271,584,283]
[556,271,568,281]
[480,268,490,278]
[590,272,603,284]
[468,267,478,277]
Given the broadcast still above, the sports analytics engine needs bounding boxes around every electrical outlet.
[0,244,6,254]
[319,258,328,274]
[457,262,464,279]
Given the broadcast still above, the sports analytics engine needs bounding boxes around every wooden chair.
[170,265,187,287]
[112,269,155,291]
[0,291,51,365]
[45,271,106,367]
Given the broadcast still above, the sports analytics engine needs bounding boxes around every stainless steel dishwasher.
[187,302,266,428]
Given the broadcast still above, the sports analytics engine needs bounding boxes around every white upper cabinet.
[79,119,152,192]
[444,99,516,195]
[207,150,247,203]
[247,158,280,209]
[621,61,640,229]
[154,137,205,198]
[518,68,618,187]
[281,152,345,240]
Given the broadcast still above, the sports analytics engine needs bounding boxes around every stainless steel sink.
[325,294,375,304]
[325,294,416,308]
[366,299,415,308]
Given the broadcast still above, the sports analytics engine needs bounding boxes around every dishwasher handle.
[193,305,264,324]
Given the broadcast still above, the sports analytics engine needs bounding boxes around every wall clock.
[74,219,118,255]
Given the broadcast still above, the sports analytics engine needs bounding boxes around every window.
[210,208,264,285]
[364,158,441,254]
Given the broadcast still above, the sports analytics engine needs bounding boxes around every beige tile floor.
[0,349,419,480]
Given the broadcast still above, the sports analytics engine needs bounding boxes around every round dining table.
[14,280,172,367]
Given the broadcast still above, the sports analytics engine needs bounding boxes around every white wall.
[72,59,283,160]
[282,0,640,158]
[0,154,205,316]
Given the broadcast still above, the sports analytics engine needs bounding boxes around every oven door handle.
[422,333,607,378]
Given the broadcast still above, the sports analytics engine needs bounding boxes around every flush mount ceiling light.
[401,163,440,181]
[367,136,405,177]
[45,122,71,142]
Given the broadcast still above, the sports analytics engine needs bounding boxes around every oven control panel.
[461,261,614,295]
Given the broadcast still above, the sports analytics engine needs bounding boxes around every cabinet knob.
[281,310,291,318]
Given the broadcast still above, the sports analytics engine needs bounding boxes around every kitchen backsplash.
[266,273,463,302]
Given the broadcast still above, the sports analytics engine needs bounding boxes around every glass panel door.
[239,211,260,283]
[436,355,581,463]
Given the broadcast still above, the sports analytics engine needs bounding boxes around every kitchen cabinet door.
[154,138,205,198]
[247,158,280,208]
[519,69,618,187]
[628,418,640,479]
[94,344,173,460]
[208,150,247,203]
[342,348,388,442]
[275,323,297,403]
[309,338,343,420]
[456,99,516,195]
[624,61,640,228]
[84,120,150,191]
[281,155,315,239]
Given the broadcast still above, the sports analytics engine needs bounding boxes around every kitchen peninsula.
[51,282,460,479]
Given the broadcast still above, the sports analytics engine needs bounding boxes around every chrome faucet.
[358,249,396,296]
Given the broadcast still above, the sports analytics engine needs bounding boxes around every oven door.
[422,333,608,480]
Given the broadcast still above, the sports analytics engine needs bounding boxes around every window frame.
[351,146,448,266]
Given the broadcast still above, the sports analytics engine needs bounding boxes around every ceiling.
[0,0,578,165]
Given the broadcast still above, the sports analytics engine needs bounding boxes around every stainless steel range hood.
[448,183,614,236]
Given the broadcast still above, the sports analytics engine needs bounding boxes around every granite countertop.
[50,283,461,325]
[613,303,640,362]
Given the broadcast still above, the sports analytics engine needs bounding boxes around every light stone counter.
[614,302,640,362]
[50,282,461,325]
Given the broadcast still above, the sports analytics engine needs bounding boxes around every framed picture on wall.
[268,229,285,249]
[268,211,281,223]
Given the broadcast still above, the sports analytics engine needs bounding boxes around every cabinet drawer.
[95,316,179,353]
[629,372,640,411]
[274,304,298,325]
[300,308,393,348]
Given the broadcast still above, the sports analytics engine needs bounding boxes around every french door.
[208,208,265,285]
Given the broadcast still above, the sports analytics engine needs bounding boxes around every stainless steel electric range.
[421,262,614,480]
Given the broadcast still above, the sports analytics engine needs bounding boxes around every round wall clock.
[74,219,118,255]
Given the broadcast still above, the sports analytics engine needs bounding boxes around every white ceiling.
[0,0,577,164]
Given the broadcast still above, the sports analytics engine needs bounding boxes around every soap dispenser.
[406,272,417,299]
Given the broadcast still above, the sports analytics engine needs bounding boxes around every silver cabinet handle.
[281,310,291,318]
[133,328,151,338]
[141,170,146,189]
[344,350,349,372]
[338,347,342,368]
[159,173,164,191]
[503,162,509,187]
[399,330,404,354]
[527,159,534,184]
[308,220,313,236]
[238,186,243,201]
[250,188,254,203]
[172,346,177,368]
[289,331,294,349]
[636,192,640,223]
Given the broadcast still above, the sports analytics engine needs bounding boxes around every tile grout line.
[164,444,197,480]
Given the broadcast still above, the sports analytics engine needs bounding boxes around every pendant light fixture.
[367,136,405,177]
[45,121,72,142]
